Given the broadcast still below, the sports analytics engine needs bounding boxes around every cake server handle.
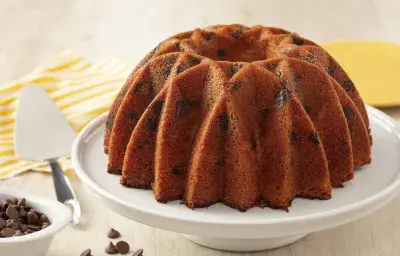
[49,159,81,225]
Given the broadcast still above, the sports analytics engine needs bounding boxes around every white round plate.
[72,106,400,252]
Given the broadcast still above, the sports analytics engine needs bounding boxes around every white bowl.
[0,188,71,256]
[72,106,400,252]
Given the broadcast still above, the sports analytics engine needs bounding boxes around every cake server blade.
[14,85,81,225]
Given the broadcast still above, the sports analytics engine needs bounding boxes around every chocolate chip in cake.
[203,32,215,40]
[176,100,188,116]
[231,29,243,39]
[327,66,335,76]
[107,228,121,239]
[170,165,182,176]
[262,108,270,119]
[219,113,229,132]
[304,104,311,114]
[264,63,277,73]
[274,70,282,77]
[120,88,128,98]
[294,74,301,83]
[106,117,115,130]
[125,111,137,121]
[250,136,257,149]
[343,105,354,119]
[189,58,201,67]
[148,81,155,96]
[343,80,355,92]
[163,68,172,78]
[217,49,226,58]
[6,206,19,220]
[216,159,225,167]
[304,54,315,63]
[105,241,118,254]
[132,249,144,256]
[164,55,178,64]
[230,81,240,90]
[116,241,130,254]
[231,63,242,76]
[152,100,165,116]
[80,249,92,256]
[290,131,297,145]
[292,35,304,45]
[275,89,290,105]
[134,81,145,94]
[308,133,320,145]
[177,65,185,73]
[281,29,291,34]
[146,118,157,132]
[282,79,289,88]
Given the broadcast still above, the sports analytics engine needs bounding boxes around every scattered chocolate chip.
[170,165,182,175]
[152,101,165,116]
[204,32,215,40]
[132,249,144,256]
[105,241,118,254]
[107,228,121,239]
[219,113,229,132]
[343,106,354,119]
[308,133,320,145]
[231,29,243,39]
[1,228,15,237]
[13,230,23,237]
[290,131,297,145]
[146,118,157,132]
[134,81,145,94]
[304,104,311,114]
[17,198,26,207]
[217,49,226,58]
[292,35,304,45]
[6,206,19,220]
[116,241,130,254]
[177,65,185,73]
[26,211,38,225]
[343,80,355,92]
[275,89,290,105]
[80,249,92,256]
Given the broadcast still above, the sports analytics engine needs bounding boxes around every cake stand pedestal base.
[182,233,308,252]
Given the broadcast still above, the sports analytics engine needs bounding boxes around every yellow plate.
[322,41,400,107]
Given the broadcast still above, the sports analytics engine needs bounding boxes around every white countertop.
[1,1,400,255]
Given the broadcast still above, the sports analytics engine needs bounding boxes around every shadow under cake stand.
[72,106,400,252]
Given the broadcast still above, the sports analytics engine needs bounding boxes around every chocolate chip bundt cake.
[104,24,372,211]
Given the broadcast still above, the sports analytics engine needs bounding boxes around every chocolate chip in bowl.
[0,189,71,256]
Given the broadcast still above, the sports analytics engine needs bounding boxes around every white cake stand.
[72,106,400,252]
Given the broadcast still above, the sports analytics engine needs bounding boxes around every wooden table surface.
[1,1,400,255]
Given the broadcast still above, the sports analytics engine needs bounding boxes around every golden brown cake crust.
[105,24,371,211]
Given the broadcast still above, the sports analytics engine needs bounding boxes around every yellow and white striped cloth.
[0,51,133,180]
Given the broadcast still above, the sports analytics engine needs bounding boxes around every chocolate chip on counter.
[132,249,144,256]
[14,230,23,237]
[116,241,130,254]
[6,206,19,220]
[2,228,16,237]
[107,228,121,239]
[105,241,118,254]
[17,198,26,207]
[26,211,38,225]
[80,249,92,256]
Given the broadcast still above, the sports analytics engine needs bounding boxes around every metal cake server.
[14,85,81,225]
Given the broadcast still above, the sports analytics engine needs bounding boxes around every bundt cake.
[104,24,372,211]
